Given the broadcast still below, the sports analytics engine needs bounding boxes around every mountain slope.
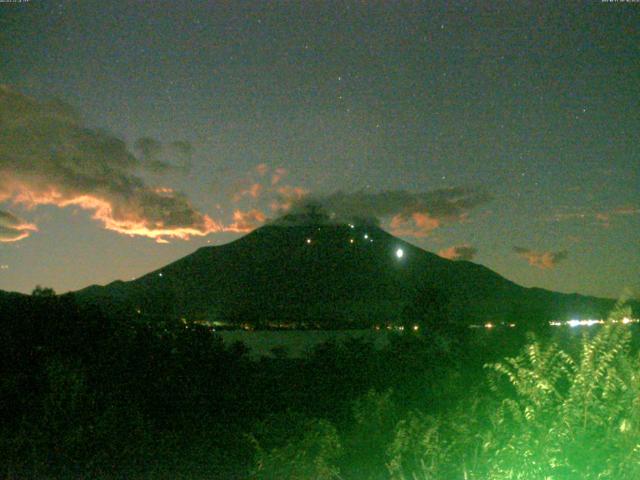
[77,222,616,328]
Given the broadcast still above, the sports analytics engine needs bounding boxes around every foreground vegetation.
[1,291,638,479]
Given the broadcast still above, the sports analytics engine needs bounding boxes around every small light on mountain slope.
[396,248,404,259]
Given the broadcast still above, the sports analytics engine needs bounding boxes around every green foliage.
[351,389,398,438]
[388,303,640,480]
[480,313,640,478]
[385,397,489,480]
[250,414,342,480]
[387,411,448,480]
[341,389,399,479]
[2,291,638,479]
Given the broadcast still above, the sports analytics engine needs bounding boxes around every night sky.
[1,1,638,298]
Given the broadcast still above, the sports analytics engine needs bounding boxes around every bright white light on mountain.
[568,319,580,328]
[158,272,163,277]
[306,238,312,244]
[364,234,369,239]
[396,248,404,259]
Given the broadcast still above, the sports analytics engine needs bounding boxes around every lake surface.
[217,324,640,358]
[217,329,390,357]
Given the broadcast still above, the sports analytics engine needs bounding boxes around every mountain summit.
[77,221,615,328]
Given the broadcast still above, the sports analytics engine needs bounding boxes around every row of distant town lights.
[470,317,638,330]
[305,225,404,260]
[375,325,420,332]
[549,317,638,327]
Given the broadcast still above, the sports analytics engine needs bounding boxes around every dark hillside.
[76,221,617,329]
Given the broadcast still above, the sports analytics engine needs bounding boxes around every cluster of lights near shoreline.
[375,324,420,332]
[468,317,639,330]
[469,322,517,329]
[154,235,635,331]
[549,317,638,327]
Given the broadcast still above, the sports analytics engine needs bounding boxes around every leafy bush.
[482,320,640,479]
[250,413,342,479]
[341,389,399,479]
[389,304,640,479]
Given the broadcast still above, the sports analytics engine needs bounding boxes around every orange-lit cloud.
[0,209,38,242]
[0,86,219,243]
[595,206,640,228]
[233,164,296,208]
[514,247,568,270]
[278,187,489,235]
[233,183,263,202]
[271,185,309,213]
[255,163,269,177]
[225,209,266,233]
[438,244,477,261]
[389,212,441,237]
[271,167,288,186]
[551,205,639,227]
[278,185,308,201]
[613,206,640,216]
[8,185,221,242]
[595,212,610,227]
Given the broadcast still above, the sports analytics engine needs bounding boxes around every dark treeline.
[1,291,638,479]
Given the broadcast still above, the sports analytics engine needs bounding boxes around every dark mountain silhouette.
[74,217,618,329]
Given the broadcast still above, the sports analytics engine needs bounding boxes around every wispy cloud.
[439,244,477,261]
[224,164,309,231]
[225,209,267,233]
[550,205,639,228]
[390,212,442,237]
[0,209,38,242]
[233,183,263,202]
[271,185,310,213]
[271,167,288,186]
[0,86,219,242]
[133,137,193,174]
[514,246,568,269]
[613,206,640,216]
[286,187,491,236]
[255,163,269,177]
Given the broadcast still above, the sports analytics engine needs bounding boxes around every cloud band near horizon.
[0,86,220,243]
